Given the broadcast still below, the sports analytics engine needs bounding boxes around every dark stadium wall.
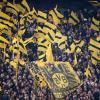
[7,0,96,11]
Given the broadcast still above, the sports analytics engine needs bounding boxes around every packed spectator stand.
[0,0,100,100]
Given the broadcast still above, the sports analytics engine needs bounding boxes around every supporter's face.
[6,75,9,79]
[94,32,97,36]
[1,73,4,77]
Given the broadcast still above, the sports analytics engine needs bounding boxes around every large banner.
[30,62,81,99]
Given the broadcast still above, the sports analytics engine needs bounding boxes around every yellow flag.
[34,62,81,99]
[92,17,99,25]
[37,75,47,88]
[23,9,37,18]
[91,52,100,65]
[44,21,57,30]
[18,29,26,36]
[74,40,84,47]
[71,11,79,22]
[54,31,66,50]
[0,23,8,30]
[74,53,78,66]
[68,11,79,25]
[10,37,27,55]
[21,0,30,12]
[65,43,76,53]
[12,37,17,44]
[0,43,6,48]
[38,43,47,52]
[43,26,55,42]
[15,4,26,14]
[49,10,60,25]
[90,17,99,31]
[0,5,2,10]
[58,36,66,50]
[0,19,14,27]
[19,45,27,54]
[10,61,17,69]
[19,38,27,55]
[54,5,64,18]
[6,8,18,16]
[38,26,46,33]
[0,36,9,44]
[19,59,26,65]
[89,38,100,65]
[85,66,92,78]
[0,11,16,29]
[24,37,34,45]
[68,18,77,25]
[96,36,100,41]
[70,43,76,52]
[65,49,72,53]
[90,24,99,31]
[6,2,19,16]
[37,11,47,23]
[0,11,10,20]
[49,5,63,25]
[75,47,81,53]
[38,52,46,61]
[89,38,100,52]
[20,18,24,26]
[46,44,54,62]
[89,0,100,7]
[38,37,50,47]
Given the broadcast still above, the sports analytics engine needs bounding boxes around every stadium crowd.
[0,8,100,100]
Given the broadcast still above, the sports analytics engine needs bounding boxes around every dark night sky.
[7,0,98,10]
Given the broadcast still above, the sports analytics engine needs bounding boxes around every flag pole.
[3,43,5,60]
[16,11,20,84]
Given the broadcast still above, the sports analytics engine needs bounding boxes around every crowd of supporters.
[0,8,100,100]
[0,61,99,100]
[0,59,34,99]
